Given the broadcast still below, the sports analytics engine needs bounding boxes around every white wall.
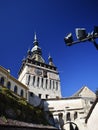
[44,98,94,130]
[87,102,98,130]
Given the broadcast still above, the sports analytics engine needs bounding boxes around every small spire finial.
[34,32,37,41]
[33,32,38,46]
[48,53,54,66]
[48,53,51,59]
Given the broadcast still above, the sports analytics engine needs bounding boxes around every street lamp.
[64,26,98,50]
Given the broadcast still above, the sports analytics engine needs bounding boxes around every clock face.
[35,68,42,75]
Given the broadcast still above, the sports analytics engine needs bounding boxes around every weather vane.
[64,26,98,50]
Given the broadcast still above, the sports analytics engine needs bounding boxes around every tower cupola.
[30,33,45,63]
[31,33,42,56]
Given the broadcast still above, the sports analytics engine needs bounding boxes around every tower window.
[49,80,51,89]
[53,81,54,89]
[7,81,11,90]
[41,78,43,88]
[27,75,30,85]
[33,76,35,86]
[56,82,58,90]
[37,77,40,87]
[46,79,48,89]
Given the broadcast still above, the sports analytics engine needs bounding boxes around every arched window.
[66,112,71,121]
[7,81,11,89]
[74,112,78,120]
[0,77,4,85]
[58,113,63,119]
[58,113,64,129]
[20,89,24,97]
[14,85,18,94]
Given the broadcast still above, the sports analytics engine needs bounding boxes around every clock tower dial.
[35,68,42,75]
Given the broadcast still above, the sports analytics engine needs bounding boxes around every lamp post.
[64,26,98,50]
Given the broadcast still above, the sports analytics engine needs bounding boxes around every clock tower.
[18,33,61,105]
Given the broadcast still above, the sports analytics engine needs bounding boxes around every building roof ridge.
[72,86,89,97]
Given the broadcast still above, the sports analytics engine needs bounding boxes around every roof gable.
[72,86,96,98]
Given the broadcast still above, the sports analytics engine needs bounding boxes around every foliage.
[0,87,49,125]
[1,116,7,123]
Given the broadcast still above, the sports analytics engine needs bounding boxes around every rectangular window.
[53,81,54,89]
[56,82,58,90]
[33,76,35,86]
[41,78,43,88]
[39,94,41,98]
[46,79,48,89]
[46,94,49,99]
[37,77,40,87]
[50,80,51,89]
[30,92,33,97]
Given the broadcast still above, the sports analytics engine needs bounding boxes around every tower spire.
[30,33,45,63]
[33,32,38,46]
[34,32,37,41]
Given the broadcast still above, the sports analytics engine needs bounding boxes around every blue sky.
[0,0,98,97]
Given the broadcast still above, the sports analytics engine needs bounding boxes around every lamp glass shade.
[94,26,98,34]
[76,28,87,40]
